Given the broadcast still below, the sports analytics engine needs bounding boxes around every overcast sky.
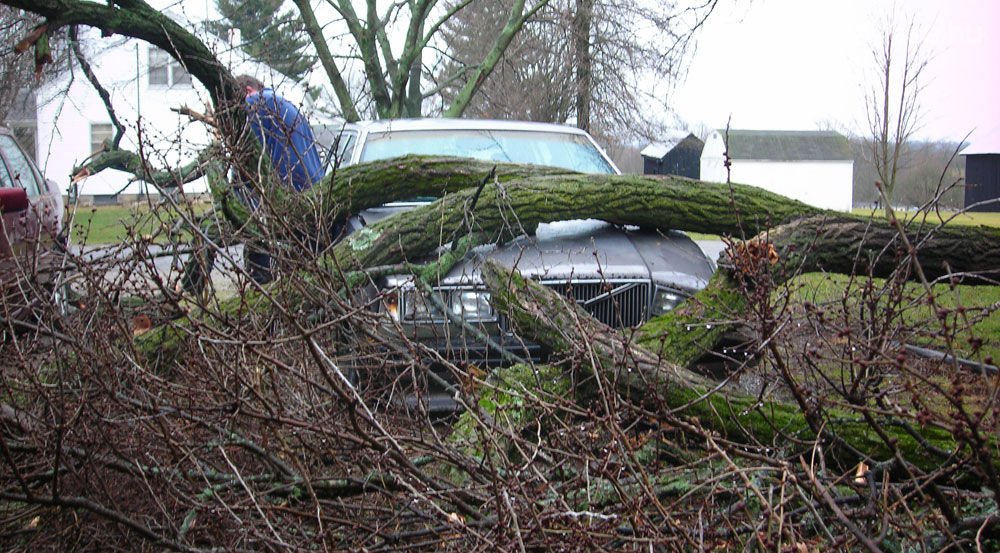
[162,0,997,146]
[669,0,1000,148]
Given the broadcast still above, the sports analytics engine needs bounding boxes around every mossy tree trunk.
[314,158,1000,280]
[161,157,1000,367]
[480,258,994,478]
[321,159,830,271]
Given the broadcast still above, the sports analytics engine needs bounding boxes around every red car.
[0,126,64,318]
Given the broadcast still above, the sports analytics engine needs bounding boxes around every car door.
[0,132,56,258]
[0,146,33,259]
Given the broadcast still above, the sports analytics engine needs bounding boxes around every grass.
[66,202,209,245]
[790,272,1000,364]
[852,207,1000,228]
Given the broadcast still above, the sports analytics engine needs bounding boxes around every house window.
[148,48,192,87]
[91,123,114,154]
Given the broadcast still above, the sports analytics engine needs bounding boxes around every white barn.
[34,26,322,203]
[700,129,854,212]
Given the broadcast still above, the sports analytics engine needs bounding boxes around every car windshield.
[359,129,616,174]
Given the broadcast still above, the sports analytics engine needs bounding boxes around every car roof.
[346,118,596,136]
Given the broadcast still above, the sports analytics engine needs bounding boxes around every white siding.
[37,39,212,198]
[700,131,728,183]
[700,130,854,212]
[727,160,853,211]
[34,29,322,200]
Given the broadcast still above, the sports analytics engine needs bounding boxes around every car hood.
[438,219,715,293]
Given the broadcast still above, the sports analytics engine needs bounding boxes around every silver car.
[317,119,715,364]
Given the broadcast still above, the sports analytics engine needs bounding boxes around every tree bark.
[321,161,830,271]
[763,213,1000,282]
[480,258,994,478]
[573,0,593,132]
[320,161,1000,280]
[292,0,360,122]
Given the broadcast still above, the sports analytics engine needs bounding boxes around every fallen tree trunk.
[759,213,1000,282]
[637,212,1000,365]
[158,160,1000,369]
[480,258,993,479]
[317,165,1000,366]
[320,159,1000,279]
[324,162,826,271]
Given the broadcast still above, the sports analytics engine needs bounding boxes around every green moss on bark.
[638,272,747,368]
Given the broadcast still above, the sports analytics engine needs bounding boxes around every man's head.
[235,75,265,97]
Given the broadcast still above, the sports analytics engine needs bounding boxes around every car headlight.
[390,287,495,322]
[382,289,401,321]
[651,287,684,316]
[449,290,494,321]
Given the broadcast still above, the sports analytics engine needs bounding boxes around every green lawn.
[66,202,208,245]
[852,207,1000,228]
[790,272,1000,364]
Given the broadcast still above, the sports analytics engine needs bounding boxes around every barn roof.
[722,130,852,161]
[641,132,703,159]
[961,127,1000,155]
[640,142,673,159]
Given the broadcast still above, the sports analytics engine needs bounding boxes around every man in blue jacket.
[236,75,324,192]
[235,75,324,282]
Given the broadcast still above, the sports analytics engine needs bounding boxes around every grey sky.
[670,0,1000,147]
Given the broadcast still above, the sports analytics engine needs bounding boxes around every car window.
[0,135,41,197]
[360,129,616,174]
[315,127,358,170]
[0,155,15,189]
[337,130,357,162]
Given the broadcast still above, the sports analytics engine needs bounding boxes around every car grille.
[541,280,650,328]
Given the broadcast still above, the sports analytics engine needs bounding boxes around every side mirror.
[0,187,29,213]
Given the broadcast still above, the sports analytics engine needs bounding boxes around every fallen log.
[480,258,994,479]
[317,160,1000,280]
[324,164,826,270]
[158,160,1000,373]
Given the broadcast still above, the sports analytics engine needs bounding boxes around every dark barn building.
[964,151,1000,212]
[641,133,704,179]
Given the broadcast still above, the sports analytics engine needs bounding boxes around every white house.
[34,25,324,203]
[700,129,854,212]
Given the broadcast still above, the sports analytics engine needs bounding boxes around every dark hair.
[234,74,264,92]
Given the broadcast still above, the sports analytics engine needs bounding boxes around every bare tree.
[435,0,717,142]
[865,14,928,215]
[0,5,72,157]
[0,7,40,122]
[433,0,575,122]
[852,136,965,210]
[292,0,550,120]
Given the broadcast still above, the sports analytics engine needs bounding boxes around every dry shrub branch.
[0,153,997,551]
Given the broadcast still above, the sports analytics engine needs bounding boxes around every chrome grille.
[542,280,650,328]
